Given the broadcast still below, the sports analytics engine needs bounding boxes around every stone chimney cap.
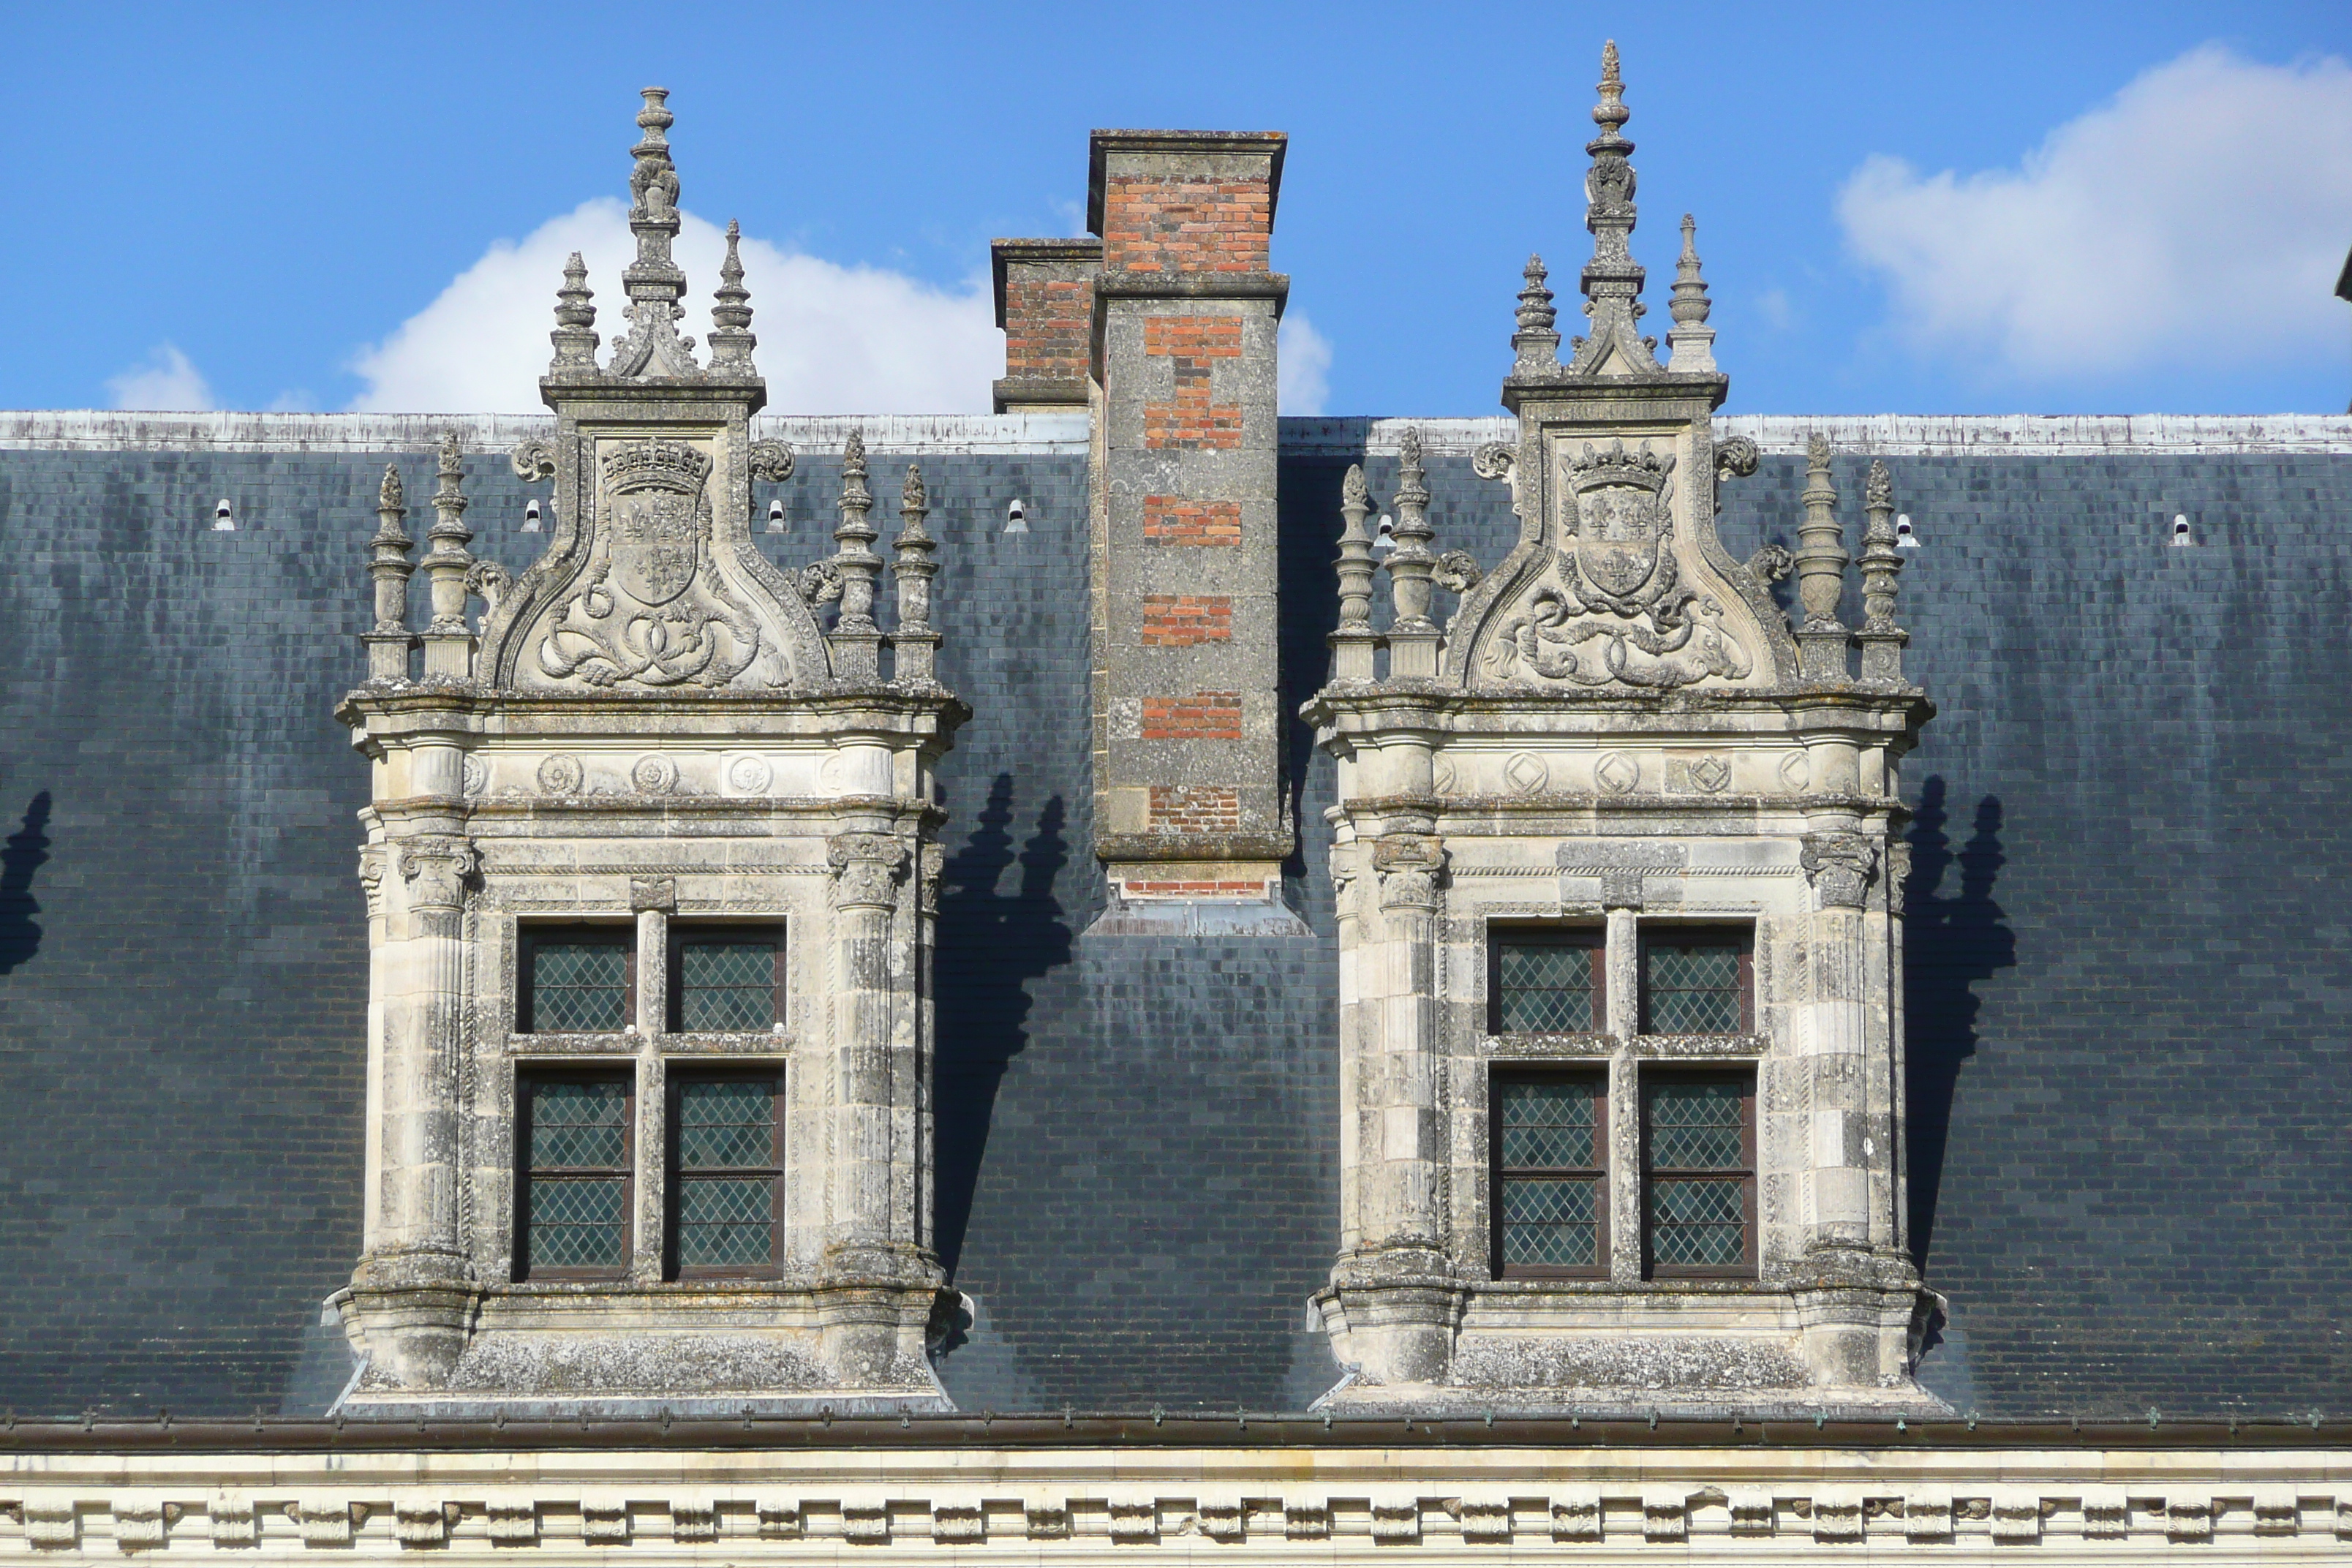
[1085,130,1288,238]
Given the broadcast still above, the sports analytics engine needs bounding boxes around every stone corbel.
[396,835,479,910]
[357,848,388,918]
[827,832,910,910]
[629,875,678,913]
[1556,840,1686,911]
[1799,832,1877,909]
[1372,832,1446,911]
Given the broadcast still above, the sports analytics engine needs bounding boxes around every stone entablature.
[333,91,965,1415]
[1304,45,1934,1415]
[4,1435,2348,1555]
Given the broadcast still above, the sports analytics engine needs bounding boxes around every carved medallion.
[1690,754,1730,794]
[1431,755,1458,795]
[537,754,584,794]
[1504,753,1550,795]
[461,757,489,799]
[1594,750,1640,795]
[1777,751,1812,794]
[727,755,774,795]
[630,755,679,794]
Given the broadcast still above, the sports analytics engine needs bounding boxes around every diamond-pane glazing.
[1646,1080,1745,1169]
[677,1079,775,1169]
[1643,941,1742,1033]
[529,1079,627,1169]
[532,941,628,1031]
[679,941,776,1030]
[677,1177,774,1266]
[1648,1178,1745,1266]
[1498,1079,1596,1169]
[1496,941,1598,1032]
[1501,1177,1599,1267]
[527,1177,625,1267]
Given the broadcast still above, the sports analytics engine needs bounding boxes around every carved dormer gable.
[478,425,830,692]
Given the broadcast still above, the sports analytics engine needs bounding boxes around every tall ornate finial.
[1330,464,1380,681]
[1855,458,1909,682]
[363,463,415,679]
[1793,434,1850,682]
[606,88,701,380]
[1383,429,1444,679]
[418,433,477,677]
[1666,214,1718,373]
[706,219,757,373]
[832,430,883,679]
[549,252,600,374]
[1512,255,1561,372]
[1567,40,1659,377]
[892,464,941,685]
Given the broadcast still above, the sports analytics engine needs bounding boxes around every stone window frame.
[1637,1063,1758,1281]
[1488,1066,1610,1281]
[515,921,639,1036]
[663,921,788,1036]
[663,1067,786,1282]
[512,1066,638,1284]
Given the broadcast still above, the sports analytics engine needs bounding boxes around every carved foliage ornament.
[1800,832,1877,909]
[1482,439,1755,690]
[397,835,479,910]
[1372,832,1445,911]
[828,833,909,910]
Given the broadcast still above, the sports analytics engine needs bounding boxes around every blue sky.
[16,1,2351,417]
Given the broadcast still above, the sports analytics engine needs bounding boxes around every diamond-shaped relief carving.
[1777,751,1811,792]
[1504,752,1550,794]
[1690,754,1730,793]
[1594,750,1640,794]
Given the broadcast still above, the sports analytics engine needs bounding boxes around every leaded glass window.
[516,1073,633,1279]
[521,927,633,1033]
[1490,928,1605,1034]
[1641,1071,1754,1277]
[668,1074,781,1277]
[670,927,783,1033]
[1639,929,1751,1034]
[1492,1073,1607,1277]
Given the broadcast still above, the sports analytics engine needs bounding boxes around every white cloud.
[1279,312,1333,415]
[106,344,214,411]
[350,198,1000,414]
[1837,45,2352,378]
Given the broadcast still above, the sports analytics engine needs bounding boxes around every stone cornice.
[0,1436,2345,1555]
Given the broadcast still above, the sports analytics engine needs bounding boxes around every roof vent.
[1006,497,1029,535]
[766,498,788,532]
[1373,514,1395,552]
[1895,513,1919,548]
[212,499,235,532]
[2171,513,2193,547]
[522,497,543,532]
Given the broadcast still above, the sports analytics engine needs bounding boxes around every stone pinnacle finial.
[1665,213,1719,373]
[1567,39,1658,377]
[363,462,416,677]
[549,252,600,374]
[832,429,883,678]
[1512,254,1561,372]
[707,219,758,372]
[607,87,701,379]
[892,462,941,684]
[1856,456,1909,682]
[1793,434,1851,681]
[1330,463,1380,681]
[418,434,477,674]
[1383,429,1443,676]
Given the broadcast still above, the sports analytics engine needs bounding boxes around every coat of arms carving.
[1480,438,1756,690]
[530,438,775,689]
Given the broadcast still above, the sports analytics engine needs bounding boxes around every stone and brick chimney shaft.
[1082,129,1293,913]
[990,238,1100,412]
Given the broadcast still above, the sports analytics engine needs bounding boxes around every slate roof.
[0,414,2347,1420]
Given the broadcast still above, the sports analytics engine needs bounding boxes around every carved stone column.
[1795,831,1878,1251]
[345,830,478,1387]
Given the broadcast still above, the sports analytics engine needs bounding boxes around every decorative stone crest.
[827,833,909,910]
[1800,832,1877,909]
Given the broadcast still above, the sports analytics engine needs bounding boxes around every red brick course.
[1100,177,1273,274]
[1146,785,1242,832]
[1139,595,1232,646]
[1000,274,1093,384]
[1140,693,1244,740]
[1142,316,1243,451]
[1142,497,1243,546]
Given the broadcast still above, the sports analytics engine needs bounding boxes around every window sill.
[1631,1031,1768,1057]
[1483,1032,1616,1058]
[660,1030,795,1055]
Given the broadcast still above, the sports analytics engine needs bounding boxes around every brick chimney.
[990,238,1099,413]
[1084,130,1294,918]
